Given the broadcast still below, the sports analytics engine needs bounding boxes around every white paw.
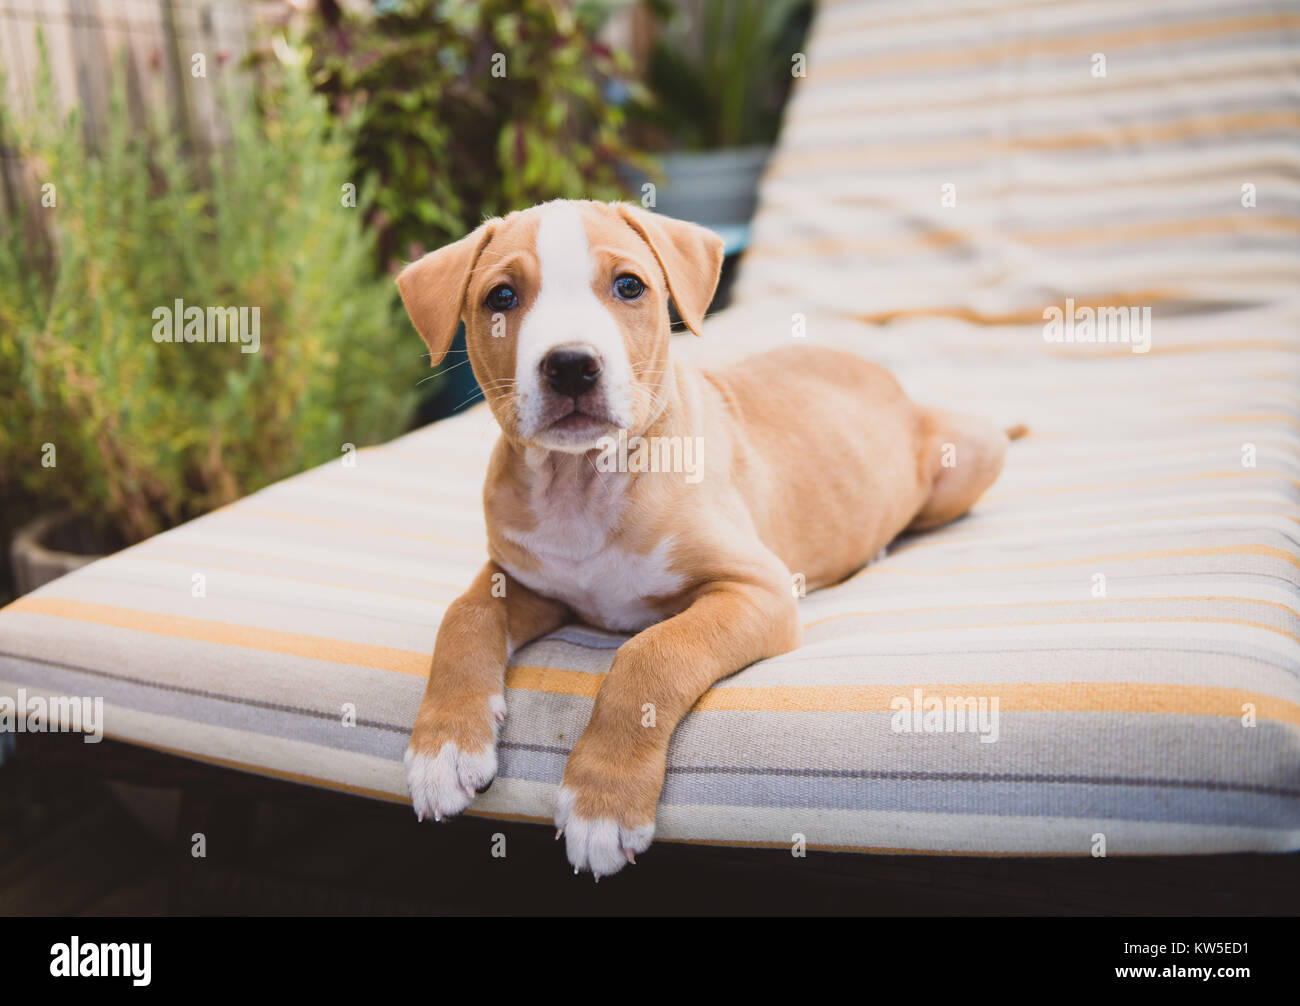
[554,786,654,880]
[405,694,505,822]
[405,741,498,822]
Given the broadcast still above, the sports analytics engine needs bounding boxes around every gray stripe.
[0,652,408,759]
[543,627,625,650]
[664,765,1300,798]
[5,652,1297,827]
[657,773,1300,828]
[495,744,1300,828]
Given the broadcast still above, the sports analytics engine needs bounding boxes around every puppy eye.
[486,285,518,311]
[613,274,644,301]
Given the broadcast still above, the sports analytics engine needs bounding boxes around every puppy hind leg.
[908,408,1012,531]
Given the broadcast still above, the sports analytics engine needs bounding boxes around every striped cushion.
[2,0,1298,854]
[741,0,1300,321]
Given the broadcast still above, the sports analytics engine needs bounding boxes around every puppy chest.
[501,535,684,633]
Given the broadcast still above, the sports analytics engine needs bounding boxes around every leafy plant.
[0,37,420,546]
[299,0,648,264]
[634,0,811,151]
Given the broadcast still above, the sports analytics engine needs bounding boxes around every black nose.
[542,346,602,399]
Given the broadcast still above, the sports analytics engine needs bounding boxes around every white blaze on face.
[514,202,634,445]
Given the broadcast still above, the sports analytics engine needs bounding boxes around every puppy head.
[397,200,723,452]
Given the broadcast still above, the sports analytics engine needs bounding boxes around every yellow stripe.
[840,296,1181,328]
[502,670,1300,727]
[843,305,1294,333]
[771,111,1300,175]
[804,594,1300,631]
[816,0,1060,26]
[6,596,431,676]
[750,212,1300,255]
[864,543,1300,576]
[804,613,1299,643]
[1025,214,1300,247]
[1208,412,1300,427]
[695,682,1300,724]
[892,511,1300,556]
[795,57,1298,119]
[813,13,1300,80]
[985,470,1300,501]
[506,663,604,698]
[9,601,1298,722]
[1045,338,1300,357]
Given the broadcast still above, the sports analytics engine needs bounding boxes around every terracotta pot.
[9,510,109,595]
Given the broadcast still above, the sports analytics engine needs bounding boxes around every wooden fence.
[0,0,275,222]
[2,0,264,130]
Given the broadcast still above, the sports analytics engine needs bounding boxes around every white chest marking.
[500,475,684,633]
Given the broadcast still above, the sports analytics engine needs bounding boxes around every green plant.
[0,37,420,546]
[635,0,811,151]
[300,0,648,264]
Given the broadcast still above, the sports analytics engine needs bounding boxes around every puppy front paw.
[555,786,655,880]
[405,693,506,822]
[554,741,659,880]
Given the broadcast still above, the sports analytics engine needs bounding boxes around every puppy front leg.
[406,563,568,822]
[557,580,801,877]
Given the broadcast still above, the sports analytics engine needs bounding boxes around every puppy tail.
[1004,423,1029,441]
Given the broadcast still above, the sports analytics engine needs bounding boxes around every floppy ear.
[614,204,724,337]
[396,223,496,367]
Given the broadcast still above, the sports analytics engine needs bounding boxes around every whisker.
[426,357,475,381]
[452,391,487,412]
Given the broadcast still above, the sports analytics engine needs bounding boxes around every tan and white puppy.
[397,199,1016,878]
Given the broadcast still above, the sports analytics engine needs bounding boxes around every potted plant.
[295,0,650,422]
[0,42,420,597]
[626,0,811,249]
[299,0,647,266]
